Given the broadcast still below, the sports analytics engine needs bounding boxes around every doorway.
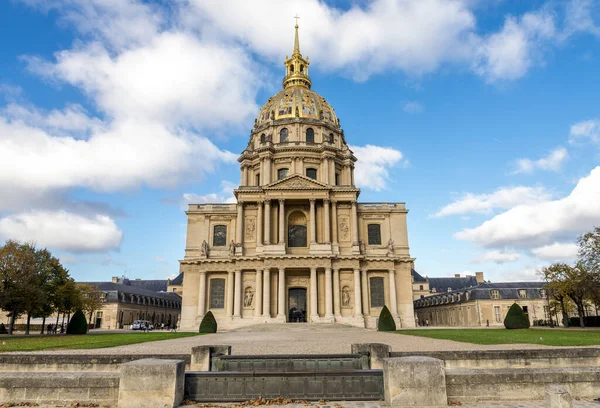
[288,288,307,323]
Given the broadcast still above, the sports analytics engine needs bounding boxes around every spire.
[283,17,312,90]
[293,15,300,55]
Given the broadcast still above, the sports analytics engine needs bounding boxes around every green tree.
[504,303,530,329]
[0,241,39,335]
[377,305,396,331]
[55,278,81,332]
[563,263,591,328]
[541,263,571,327]
[66,310,88,335]
[199,311,217,333]
[578,226,600,272]
[77,283,104,327]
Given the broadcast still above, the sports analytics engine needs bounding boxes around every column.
[278,199,285,244]
[256,201,263,246]
[233,270,242,318]
[236,203,244,244]
[325,267,333,318]
[309,199,316,244]
[331,201,338,245]
[264,200,271,245]
[333,268,341,317]
[197,271,207,317]
[329,158,335,185]
[291,157,296,174]
[241,165,248,186]
[353,269,363,317]
[277,268,286,319]
[323,199,331,243]
[265,157,272,184]
[361,269,370,317]
[255,270,263,317]
[310,267,318,320]
[323,158,330,184]
[226,271,234,317]
[351,201,359,245]
[262,269,271,318]
[389,269,399,317]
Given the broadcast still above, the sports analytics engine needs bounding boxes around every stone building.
[85,277,182,329]
[413,282,552,327]
[179,24,415,331]
[411,270,485,301]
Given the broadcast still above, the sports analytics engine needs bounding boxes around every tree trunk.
[61,313,65,333]
[55,313,60,332]
[25,314,31,335]
[8,312,16,335]
[41,317,46,335]
[559,299,569,328]
[577,303,586,328]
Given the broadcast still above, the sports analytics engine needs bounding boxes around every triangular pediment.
[264,174,330,190]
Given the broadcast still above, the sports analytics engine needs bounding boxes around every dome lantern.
[283,19,312,90]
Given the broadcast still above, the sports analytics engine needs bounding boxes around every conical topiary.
[66,310,88,335]
[199,311,217,333]
[0,323,7,334]
[378,305,397,331]
[503,303,530,329]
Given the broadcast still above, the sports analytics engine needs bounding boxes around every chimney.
[454,274,460,278]
[111,276,118,283]
[476,271,484,283]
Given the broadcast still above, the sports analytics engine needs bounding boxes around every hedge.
[66,310,88,335]
[503,303,530,329]
[199,311,217,333]
[378,305,396,331]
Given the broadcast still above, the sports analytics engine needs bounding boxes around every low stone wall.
[390,348,600,370]
[446,366,600,403]
[0,354,190,372]
[213,353,369,372]
[0,372,119,404]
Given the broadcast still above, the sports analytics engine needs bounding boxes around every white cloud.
[350,145,404,191]
[531,242,579,261]
[0,210,122,252]
[182,181,237,208]
[401,101,423,114]
[473,10,556,82]
[154,256,168,264]
[434,186,551,217]
[472,250,521,264]
[569,119,600,145]
[455,166,600,248]
[512,147,569,174]
[498,266,543,282]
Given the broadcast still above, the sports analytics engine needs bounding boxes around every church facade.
[179,24,416,331]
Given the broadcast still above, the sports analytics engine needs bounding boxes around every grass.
[393,328,600,347]
[0,332,202,352]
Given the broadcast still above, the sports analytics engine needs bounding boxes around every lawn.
[394,328,600,347]
[0,332,202,352]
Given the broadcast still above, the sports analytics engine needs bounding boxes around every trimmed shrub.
[66,310,88,335]
[503,303,530,329]
[377,305,396,331]
[0,323,7,334]
[199,311,217,333]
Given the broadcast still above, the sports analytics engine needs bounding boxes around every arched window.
[329,133,334,144]
[367,224,381,245]
[306,128,314,143]
[290,65,294,74]
[306,168,317,180]
[300,64,304,73]
[213,225,227,246]
[255,173,260,186]
[277,168,289,180]
[209,278,225,309]
[288,211,307,247]
[280,128,289,143]
[260,134,266,144]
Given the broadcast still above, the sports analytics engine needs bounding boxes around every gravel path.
[18,323,588,355]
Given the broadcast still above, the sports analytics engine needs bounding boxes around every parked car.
[131,320,153,331]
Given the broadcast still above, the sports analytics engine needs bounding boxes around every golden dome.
[255,22,339,128]
[255,87,338,127]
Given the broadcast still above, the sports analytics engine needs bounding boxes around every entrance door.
[288,288,307,323]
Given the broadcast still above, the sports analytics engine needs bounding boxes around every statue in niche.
[387,239,395,256]
[359,239,366,255]
[270,110,275,120]
[295,105,299,117]
[244,288,254,307]
[228,240,236,256]
[245,218,256,240]
[339,218,349,240]
[201,240,210,257]
[342,286,351,307]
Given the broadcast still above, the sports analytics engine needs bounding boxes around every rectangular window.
[367,224,382,245]
[335,173,339,185]
[543,305,549,319]
[209,278,225,309]
[522,306,528,314]
[277,168,289,180]
[519,289,528,298]
[494,306,502,323]
[306,168,317,179]
[490,290,500,299]
[419,285,424,290]
[370,277,385,308]
[213,225,227,246]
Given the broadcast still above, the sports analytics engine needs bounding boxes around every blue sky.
[1,0,599,283]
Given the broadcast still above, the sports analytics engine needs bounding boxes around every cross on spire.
[294,14,300,27]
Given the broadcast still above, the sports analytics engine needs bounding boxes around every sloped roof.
[170,273,184,286]
[411,269,427,283]
[428,276,479,292]
[127,279,168,292]
[83,281,181,301]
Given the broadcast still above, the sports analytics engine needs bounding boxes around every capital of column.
[278,198,285,204]
[323,198,330,204]
[309,199,316,204]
